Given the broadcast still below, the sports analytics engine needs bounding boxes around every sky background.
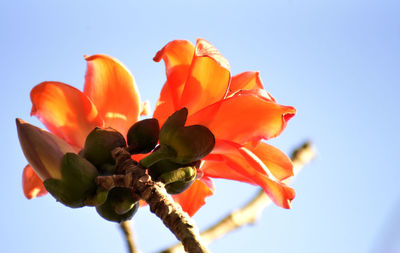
[1,0,399,252]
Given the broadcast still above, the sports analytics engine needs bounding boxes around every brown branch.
[120,221,138,253]
[96,147,209,253]
[161,141,316,253]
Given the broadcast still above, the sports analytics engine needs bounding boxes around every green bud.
[161,108,215,163]
[148,160,197,195]
[84,187,109,207]
[161,107,188,132]
[96,188,139,223]
[148,159,181,180]
[81,127,126,172]
[160,124,215,164]
[139,108,215,167]
[127,118,159,154]
[43,153,98,208]
[162,166,197,195]
[16,119,75,180]
[140,145,176,168]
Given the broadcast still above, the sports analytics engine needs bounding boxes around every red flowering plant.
[17,38,296,249]
[151,39,296,216]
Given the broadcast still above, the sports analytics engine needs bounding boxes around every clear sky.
[1,0,399,252]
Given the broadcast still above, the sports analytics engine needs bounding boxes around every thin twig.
[161,141,316,253]
[120,221,138,253]
[97,147,209,253]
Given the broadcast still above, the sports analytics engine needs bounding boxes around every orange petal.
[245,142,294,181]
[173,176,215,216]
[227,71,273,99]
[22,165,48,199]
[140,101,151,116]
[203,140,295,208]
[204,140,272,182]
[179,39,231,114]
[130,153,147,162]
[153,82,177,127]
[202,154,255,184]
[139,200,147,207]
[154,40,195,110]
[31,82,103,148]
[259,177,295,209]
[153,40,195,125]
[187,89,296,144]
[84,54,141,136]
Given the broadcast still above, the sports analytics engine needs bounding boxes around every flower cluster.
[19,39,296,217]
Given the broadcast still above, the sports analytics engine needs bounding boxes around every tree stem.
[160,141,316,253]
[120,221,137,253]
[96,147,209,253]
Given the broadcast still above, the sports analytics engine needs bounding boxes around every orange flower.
[153,39,296,216]
[22,55,145,199]
[21,39,296,218]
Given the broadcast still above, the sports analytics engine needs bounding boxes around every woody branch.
[160,141,315,253]
[96,147,209,253]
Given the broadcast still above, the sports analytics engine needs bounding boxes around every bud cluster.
[17,107,215,223]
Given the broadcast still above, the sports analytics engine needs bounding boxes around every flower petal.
[31,82,103,148]
[140,100,151,116]
[179,39,231,114]
[154,39,231,123]
[173,176,215,216]
[202,154,254,184]
[203,140,295,208]
[187,89,296,144]
[130,153,147,162]
[245,142,294,181]
[84,54,141,136]
[204,140,272,182]
[227,71,273,99]
[260,177,295,209]
[154,40,195,109]
[17,119,75,180]
[153,82,178,127]
[22,165,47,199]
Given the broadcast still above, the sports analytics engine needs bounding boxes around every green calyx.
[161,124,215,163]
[140,108,215,167]
[127,118,159,154]
[139,145,176,168]
[162,166,197,195]
[43,153,98,208]
[84,187,109,207]
[147,159,180,180]
[159,108,215,164]
[96,187,139,223]
[148,159,197,195]
[81,127,126,174]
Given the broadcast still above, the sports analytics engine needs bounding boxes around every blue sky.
[1,0,399,252]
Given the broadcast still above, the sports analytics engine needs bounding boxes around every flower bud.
[96,187,139,223]
[81,127,126,172]
[140,108,215,167]
[148,159,180,180]
[148,160,197,195]
[43,153,99,208]
[160,124,215,164]
[84,187,109,207]
[16,119,74,180]
[162,166,197,195]
[127,118,159,154]
[160,108,215,164]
